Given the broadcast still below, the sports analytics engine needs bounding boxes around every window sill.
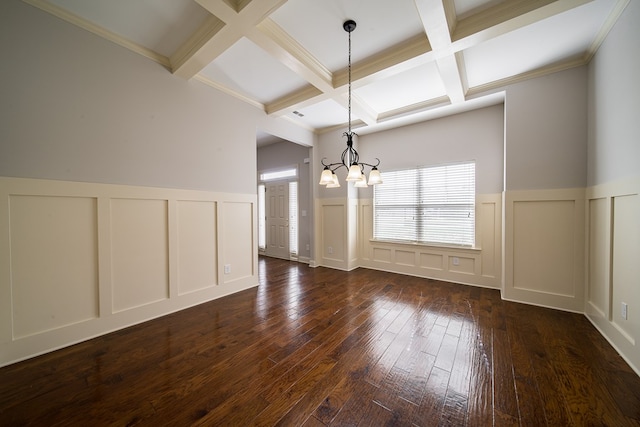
[369,239,481,253]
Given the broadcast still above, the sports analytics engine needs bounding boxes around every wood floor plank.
[1,257,640,426]
[413,366,450,426]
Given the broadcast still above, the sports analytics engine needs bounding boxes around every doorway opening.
[258,168,298,260]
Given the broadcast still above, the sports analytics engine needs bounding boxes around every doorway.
[266,180,289,259]
[258,172,298,260]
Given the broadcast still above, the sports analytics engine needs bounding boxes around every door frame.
[257,166,299,261]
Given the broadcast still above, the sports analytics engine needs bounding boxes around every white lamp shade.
[367,168,383,185]
[319,168,334,185]
[326,173,341,188]
[354,174,368,187]
[346,164,362,181]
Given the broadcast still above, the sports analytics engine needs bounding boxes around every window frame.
[373,161,476,248]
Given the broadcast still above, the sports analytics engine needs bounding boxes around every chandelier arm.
[321,157,346,171]
[358,158,381,169]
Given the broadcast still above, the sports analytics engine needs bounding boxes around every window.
[374,162,475,247]
[258,184,266,250]
[289,182,298,256]
[260,168,297,181]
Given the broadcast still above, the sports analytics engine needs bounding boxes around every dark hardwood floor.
[1,256,639,426]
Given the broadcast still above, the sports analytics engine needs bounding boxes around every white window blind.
[374,162,475,247]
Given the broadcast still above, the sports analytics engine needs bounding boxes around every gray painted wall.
[587,1,640,187]
[0,0,310,195]
[357,104,504,196]
[257,141,312,260]
[504,66,588,191]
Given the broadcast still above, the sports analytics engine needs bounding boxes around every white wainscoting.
[358,193,502,288]
[503,188,585,312]
[585,176,640,375]
[0,177,257,367]
[316,198,348,270]
[316,194,502,288]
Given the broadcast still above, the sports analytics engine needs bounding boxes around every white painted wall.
[585,0,640,375]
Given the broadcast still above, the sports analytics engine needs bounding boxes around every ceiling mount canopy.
[319,19,382,189]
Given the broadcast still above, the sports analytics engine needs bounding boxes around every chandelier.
[319,20,382,188]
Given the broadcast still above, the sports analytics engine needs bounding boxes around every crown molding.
[170,15,225,76]
[21,0,170,69]
[466,56,587,96]
[265,85,324,115]
[193,74,265,110]
[377,96,451,123]
[452,0,592,50]
[583,0,630,63]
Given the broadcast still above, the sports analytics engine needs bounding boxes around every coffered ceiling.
[23,0,627,141]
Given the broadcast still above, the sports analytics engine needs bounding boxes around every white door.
[266,181,289,259]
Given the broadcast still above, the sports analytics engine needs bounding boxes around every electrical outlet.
[224,264,231,274]
[452,257,460,266]
[328,246,333,254]
[306,244,310,251]
[621,302,628,320]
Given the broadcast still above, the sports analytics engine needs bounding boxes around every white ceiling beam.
[251,19,333,93]
[435,54,466,104]
[267,35,432,119]
[414,0,466,104]
[452,0,594,50]
[253,18,383,126]
[171,0,288,79]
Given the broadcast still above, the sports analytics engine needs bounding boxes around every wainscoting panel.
[0,177,257,367]
[372,247,392,264]
[358,194,501,288]
[611,194,638,343]
[585,176,640,376]
[419,253,443,270]
[395,250,416,267]
[111,198,169,313]
[360,203,374,261]
[587,197,609,318]
[512,200,576,296]
[9,195,99,339]
[319,200,346,268]
[348,200,359,270]
[504,189,585,312]
[176,200,217,295]
[220,201,255,284]
[449,255,476,275]
[479,199,498,278]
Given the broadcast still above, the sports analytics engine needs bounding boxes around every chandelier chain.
[347,27,352,135]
